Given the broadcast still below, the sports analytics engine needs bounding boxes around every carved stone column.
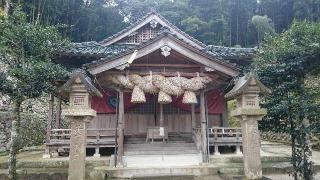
[68,117,89,180]
[240,115,263,178]
[225,73,271,179]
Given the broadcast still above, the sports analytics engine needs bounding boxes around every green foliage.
[227,100,240,127]
[254,21,320,179]
[0,8,69,101]
[0,111,46,148]
[0,8,69,179]
[19,112,46,147]
[251,15,275,43]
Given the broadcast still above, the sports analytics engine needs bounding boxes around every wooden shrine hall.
[46,11,258,167]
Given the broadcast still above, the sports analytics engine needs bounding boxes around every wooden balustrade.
[47,128,117,152]
[208,127,242,155]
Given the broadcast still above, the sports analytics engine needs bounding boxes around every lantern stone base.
[231,108,267,117]
[62,108,97,117]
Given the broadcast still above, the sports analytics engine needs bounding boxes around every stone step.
[101,164,218,178]
[124,139,194,144]
[124,142,196,148]
[123,153,202,167]
[124,149,200,155]
[124,146,198,152]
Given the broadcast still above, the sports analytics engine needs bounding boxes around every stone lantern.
[60,69,102,180]
[225,73,271,179]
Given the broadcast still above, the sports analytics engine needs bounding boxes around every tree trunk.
[8,100,22,180]
[4,0,11,15]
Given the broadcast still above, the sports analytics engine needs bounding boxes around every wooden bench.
[146,127,168,143]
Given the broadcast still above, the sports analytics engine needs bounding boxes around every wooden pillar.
[200,91,208,163]
[221,101,229,127]
[159,104,164,127]
[55,96,62,129]
[43,94,53,158]
[117,91,124,166]
[191,104,196,130]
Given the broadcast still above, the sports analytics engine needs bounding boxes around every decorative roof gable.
[99,11,206,48]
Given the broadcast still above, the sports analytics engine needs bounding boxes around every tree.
[254,21,320,179]
[0,8,68,179]
[251,15,275,44]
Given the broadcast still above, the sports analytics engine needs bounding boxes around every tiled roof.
[63,41,136,57]
[204,45,257,59]
[63,39,256,64]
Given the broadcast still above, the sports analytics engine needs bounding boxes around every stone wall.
[261,131,320,151]
[0,112,11,152]
[0,95,51,152]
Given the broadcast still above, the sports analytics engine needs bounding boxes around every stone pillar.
[117,91,124,166]
[239,116,262,178]
[231,105,266,179]
[68,116,89,180]
[200,91,208,163]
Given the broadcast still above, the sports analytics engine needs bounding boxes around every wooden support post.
[117,91,124,166]
[94,145,100,158]
[221,101,229,127]
[43,94,53,158]
[200,91,208,163]
[213,129,220,155]
[55,96,62,129]
[94,133,101,158]
[191,104,196,130]
[159,104,164,127]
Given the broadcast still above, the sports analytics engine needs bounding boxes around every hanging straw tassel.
[158,90,172,104]
[182,91,198,104]
[131,86,146,103]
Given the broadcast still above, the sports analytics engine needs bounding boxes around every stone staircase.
[123,133,202,167]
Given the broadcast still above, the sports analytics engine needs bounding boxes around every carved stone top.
[226,72,271,118]
[225,72,271,100]
[60,69,102,98]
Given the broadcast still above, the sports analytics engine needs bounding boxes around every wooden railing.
[48,128,117,148]
[208,127,242,146]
